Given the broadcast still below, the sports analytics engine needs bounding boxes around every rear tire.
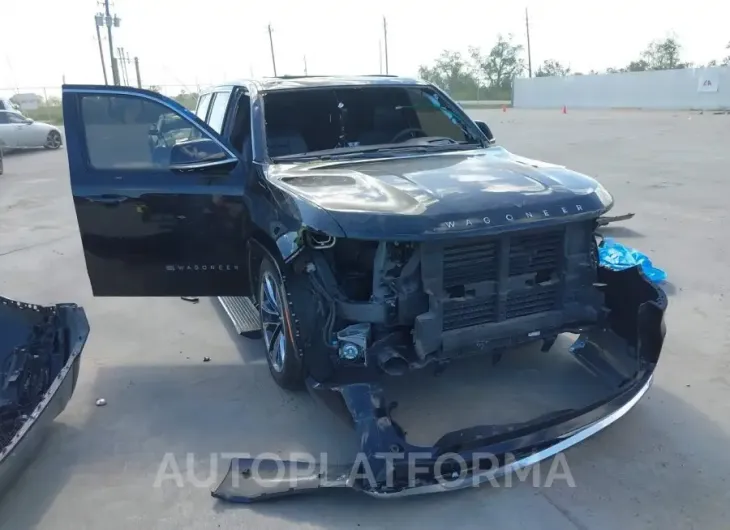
[258,256,305,390]
[44,130,62,150]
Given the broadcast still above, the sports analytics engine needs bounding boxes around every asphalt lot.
[1,109,729,530]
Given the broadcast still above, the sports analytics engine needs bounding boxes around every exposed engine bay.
[288,219,607,381]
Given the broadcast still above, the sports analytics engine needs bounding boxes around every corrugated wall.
[513,67,729,110]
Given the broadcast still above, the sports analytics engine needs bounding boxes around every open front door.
[62,85,250,296]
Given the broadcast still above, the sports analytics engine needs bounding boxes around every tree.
[535,59,571,77]
[468,34,525,89]
[417,50,481,98]
[148,85,162,93]
[625,59,650,72]
[173,90,199,110]
[638,36,690,70]
[723,41,730,66]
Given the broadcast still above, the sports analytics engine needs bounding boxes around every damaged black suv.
[58,76,667,501]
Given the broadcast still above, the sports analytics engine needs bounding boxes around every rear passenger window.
[195,93,212,120]
[206,92,231,133]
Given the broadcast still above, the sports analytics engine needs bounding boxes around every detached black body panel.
[0,297,89,496]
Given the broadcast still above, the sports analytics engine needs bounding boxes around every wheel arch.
[246,229,291,302]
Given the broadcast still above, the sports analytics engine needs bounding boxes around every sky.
[1,0,728,97]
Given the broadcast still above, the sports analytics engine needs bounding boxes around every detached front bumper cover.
[213,266,667,502]
[0,297,89,496]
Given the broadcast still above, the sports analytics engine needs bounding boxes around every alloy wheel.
[259,270,287,373]
[46,131,62,149]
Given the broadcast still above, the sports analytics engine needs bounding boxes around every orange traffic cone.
[562,105,567,114]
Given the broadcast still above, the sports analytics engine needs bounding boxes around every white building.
[10,93,43,112]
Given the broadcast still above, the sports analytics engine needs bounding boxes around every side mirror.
[24,118,34,124]
[169,138,229,169]
[474,120,495,144]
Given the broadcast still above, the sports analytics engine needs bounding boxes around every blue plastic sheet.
[598,238,667,284]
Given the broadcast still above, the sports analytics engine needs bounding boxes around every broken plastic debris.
[95,398,107,407]
[599,238,667,284]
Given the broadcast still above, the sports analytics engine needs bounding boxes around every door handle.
[87,194,129,206]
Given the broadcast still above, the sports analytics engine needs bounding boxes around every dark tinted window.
[7,113,27,124]
[206,92,231,133]
[80,95,223,169]
[262,86,475,157]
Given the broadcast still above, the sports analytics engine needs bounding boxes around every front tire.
[258,256,305,390]
[44,130,62,149]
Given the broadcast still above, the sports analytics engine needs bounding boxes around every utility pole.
[96,1,121,85]
[525,7,533,78]
[94,14,108,84]
[382,16,389,74]
[303,55,308,75]
[267,24,277,77]
[104,0,120,85]
[118,47,129,85]
[134,56,142,88]
[125,49,132,84]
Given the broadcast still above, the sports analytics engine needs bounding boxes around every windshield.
[262,85,484,161]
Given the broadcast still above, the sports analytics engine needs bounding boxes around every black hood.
[267,147,614,240]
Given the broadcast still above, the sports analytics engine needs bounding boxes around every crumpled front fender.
[0,296,89,496]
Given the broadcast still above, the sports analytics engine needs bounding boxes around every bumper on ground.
[213,266,667,502]
[0,298,89,496]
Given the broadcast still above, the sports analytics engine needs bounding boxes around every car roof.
[208,75,427,93]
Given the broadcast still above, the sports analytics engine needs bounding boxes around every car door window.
[206,92,231,133]
[80,94,231,170]
[7,113,27,124]
[195,93,212,120]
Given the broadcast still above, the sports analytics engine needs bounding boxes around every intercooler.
[442,228,566,331]
[415,221,599,357]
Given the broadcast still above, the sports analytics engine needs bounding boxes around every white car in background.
[0,97,20,112]
[0,110,63,151]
